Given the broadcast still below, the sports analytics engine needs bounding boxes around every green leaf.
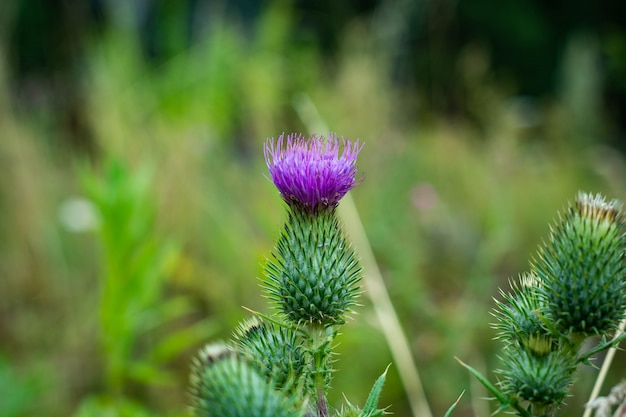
[361,364,390,417]
[456,358,536,417]
[579,331,626,363]
[455,357,509,405]
[148,318,219,363]
[443,391,464,417]
[72,395,157,417]
[127,362,177,386]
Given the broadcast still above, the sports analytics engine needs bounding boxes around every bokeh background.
[2,0,626,416]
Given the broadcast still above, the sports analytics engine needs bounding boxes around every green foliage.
[0,354,43,417]
[339,367,389,417]
[83,158,170,390]
[360,365,390,417]
[456,358,515,414]
[443,392,465,417]
[80,158,215,399]
[73,396,160,417]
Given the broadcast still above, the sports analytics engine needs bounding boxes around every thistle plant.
[460,192,626,417]
[189,133,388,417]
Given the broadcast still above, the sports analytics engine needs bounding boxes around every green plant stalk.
[582,316,626,417]
[308,325,331,417]
[316,387,328,417]
[100,264,127,397]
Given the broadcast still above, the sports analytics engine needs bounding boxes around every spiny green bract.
[497,348,576,410]
[234,317,307,391]
[189,343,302,417]
[534,192,626,337]
[264,206,361,326]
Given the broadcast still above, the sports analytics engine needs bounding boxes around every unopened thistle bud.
[534,192,626,337]
[497,348,577,413]
[264,133,363,326]
[234,317,307,391]
[189,343,301,417]
[493,273,554,355]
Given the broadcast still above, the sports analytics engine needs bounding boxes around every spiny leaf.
[455,357,509,405]
[362,364,390,416]
[579,331,626,363]
[443,391,464,417]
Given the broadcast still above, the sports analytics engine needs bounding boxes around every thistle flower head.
[264,133,362,212]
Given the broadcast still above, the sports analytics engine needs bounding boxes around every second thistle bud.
[234,317,307,390]
[498,348,577,414]
[189,344,301,417]
[534,192,626,337]
[493,273,554,355]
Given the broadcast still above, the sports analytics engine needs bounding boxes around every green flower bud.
[264,206,361,326]
[189,343,302,417]
[234,317,307,391]
[497,348,576,413]
[534,192,626,337]
[493,273,555,355]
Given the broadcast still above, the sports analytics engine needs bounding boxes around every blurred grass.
[1,3,625,417]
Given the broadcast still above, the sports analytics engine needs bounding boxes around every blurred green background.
[2,0,626,416]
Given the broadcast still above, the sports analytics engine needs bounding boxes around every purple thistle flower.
[264,133,362,211]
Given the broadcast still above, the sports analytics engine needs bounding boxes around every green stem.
[316,386,329,417]
[308,325,332,417]
[582,317,626,417]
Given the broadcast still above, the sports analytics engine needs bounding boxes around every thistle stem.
[316,386,329,417]
[582,316,626,417]
[308,325,332,417]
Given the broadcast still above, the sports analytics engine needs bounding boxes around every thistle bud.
[497,348,577,413]
[265,207,361,326]
[189,343,301,417]
[234,317,307,390]
[534,192,626,337]
[493,273,553,355]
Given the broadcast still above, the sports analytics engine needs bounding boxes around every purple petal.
[264,133,362,211]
